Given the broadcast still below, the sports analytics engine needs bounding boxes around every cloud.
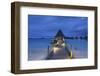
[28,15,88,38]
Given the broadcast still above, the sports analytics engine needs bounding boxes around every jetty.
[46,30,74,59]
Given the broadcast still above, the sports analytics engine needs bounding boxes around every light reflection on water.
[28,38,88,61]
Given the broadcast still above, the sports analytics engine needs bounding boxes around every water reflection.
[28,38,88,61]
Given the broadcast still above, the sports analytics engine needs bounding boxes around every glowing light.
[53,47,60,53]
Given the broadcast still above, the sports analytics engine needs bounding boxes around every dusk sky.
[28,15,88,38]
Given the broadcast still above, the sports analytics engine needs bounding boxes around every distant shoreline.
[28,36,87,40]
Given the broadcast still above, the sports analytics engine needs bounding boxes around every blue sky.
[28,15,88,38]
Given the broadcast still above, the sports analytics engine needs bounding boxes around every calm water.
[28,38,88,61]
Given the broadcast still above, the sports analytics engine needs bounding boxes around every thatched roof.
[55,30,65,38]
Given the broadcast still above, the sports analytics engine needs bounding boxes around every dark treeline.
[29,36,88,40]
[65,36,88,40]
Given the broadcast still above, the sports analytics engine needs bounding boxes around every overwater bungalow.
[46,30,73,59]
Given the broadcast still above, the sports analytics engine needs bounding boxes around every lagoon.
[28,38,88,61]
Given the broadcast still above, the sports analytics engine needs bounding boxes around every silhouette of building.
[52,30,65,48]
[55,30,65,38]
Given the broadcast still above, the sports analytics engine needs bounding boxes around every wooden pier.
[46,30,74,59]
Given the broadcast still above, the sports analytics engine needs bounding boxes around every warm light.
[53,47,61,53]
